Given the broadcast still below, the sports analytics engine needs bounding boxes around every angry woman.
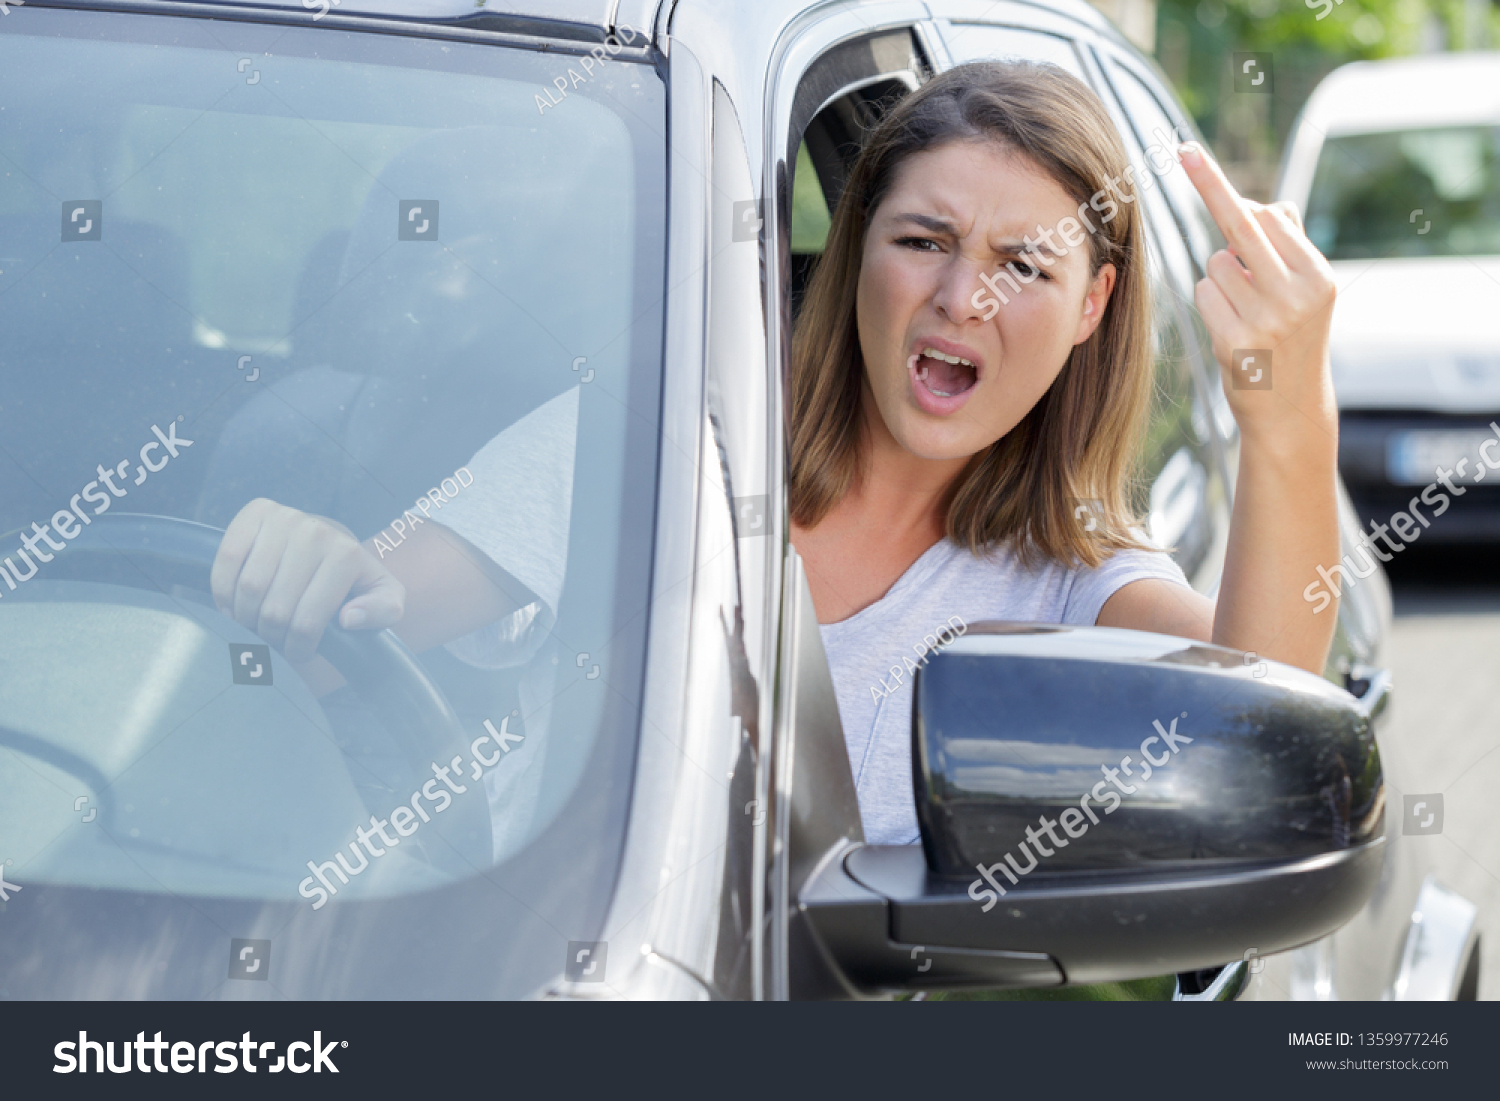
[787,61,1340,843]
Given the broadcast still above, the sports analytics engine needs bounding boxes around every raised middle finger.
[1180,143,1288,284]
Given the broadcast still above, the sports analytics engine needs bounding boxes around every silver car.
[0,0,1478,1001]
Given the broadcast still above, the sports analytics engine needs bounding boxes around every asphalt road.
[1379,544,1500,1000]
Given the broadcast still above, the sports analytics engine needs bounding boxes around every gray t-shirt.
[430,386,579,863]
[818,537,1190,846]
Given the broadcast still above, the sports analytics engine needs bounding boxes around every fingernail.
[343,607,367,629]
[1178,142,1202,165]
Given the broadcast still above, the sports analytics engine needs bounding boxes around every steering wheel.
[36,512,493,873]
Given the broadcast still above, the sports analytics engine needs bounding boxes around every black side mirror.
[797,623,1388,994]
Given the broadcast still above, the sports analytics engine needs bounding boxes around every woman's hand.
[210,498,405,663]
[1182,142,1339,446]
[1181,142,1342,674]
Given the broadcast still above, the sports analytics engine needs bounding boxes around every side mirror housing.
[916,626,1383,877]
[797,624,1388,995]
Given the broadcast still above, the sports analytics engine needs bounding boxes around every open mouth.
[911,347,979,399]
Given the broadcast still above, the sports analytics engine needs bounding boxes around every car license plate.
[1386,429,1494,486]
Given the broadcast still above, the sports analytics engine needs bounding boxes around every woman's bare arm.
[1098,144,1340,676]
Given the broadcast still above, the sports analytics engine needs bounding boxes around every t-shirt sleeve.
[1061,541,1193,628]
[432,386,579,669]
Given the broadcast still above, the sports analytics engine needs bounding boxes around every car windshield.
[1304,125,1500,259]
[0,7,663,998]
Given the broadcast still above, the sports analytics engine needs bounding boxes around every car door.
[758,8,937,999]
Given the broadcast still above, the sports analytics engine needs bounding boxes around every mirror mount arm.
[798,839,1386,995]
[795,841,1064,997]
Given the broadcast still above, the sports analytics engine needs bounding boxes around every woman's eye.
[896,236,941,252]
[1006,260,1053,281]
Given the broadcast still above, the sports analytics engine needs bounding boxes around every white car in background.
[1278,52,1500,540]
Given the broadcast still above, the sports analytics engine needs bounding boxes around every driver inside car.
[210,385,578,691]
[209,384,582,863]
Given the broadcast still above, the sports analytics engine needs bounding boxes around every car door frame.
[760,1,941,1000]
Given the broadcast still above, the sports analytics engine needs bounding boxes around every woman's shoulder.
[941,533,1180,579]
[1083,537,1185,579]
[934,534,1189,626]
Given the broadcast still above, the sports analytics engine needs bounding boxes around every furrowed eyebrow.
[891,212,959,235]
[993,238,1066,258]
[891,213,1070,259]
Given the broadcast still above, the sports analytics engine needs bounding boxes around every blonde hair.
[790,60,1155,567]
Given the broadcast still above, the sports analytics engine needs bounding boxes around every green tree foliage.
[1153,0,1497,193]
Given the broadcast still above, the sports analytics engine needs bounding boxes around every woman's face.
[856,139,1117,462]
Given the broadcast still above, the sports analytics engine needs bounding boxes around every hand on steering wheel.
[210,498,405,664]
[43,512,494,873]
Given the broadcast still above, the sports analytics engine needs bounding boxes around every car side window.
[1098,54,1225,273]
[937,22,1089,77]
[1104,76,1239,453]
[788,70,920,317]
[1091,60,1235,586]
[791,140,834,255]
[1140,286,1226,585]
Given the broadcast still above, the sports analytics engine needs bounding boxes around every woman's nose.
[932,256,989,325]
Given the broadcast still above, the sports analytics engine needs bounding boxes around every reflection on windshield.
[1306,126,1500,259]
[0,7,664,999]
